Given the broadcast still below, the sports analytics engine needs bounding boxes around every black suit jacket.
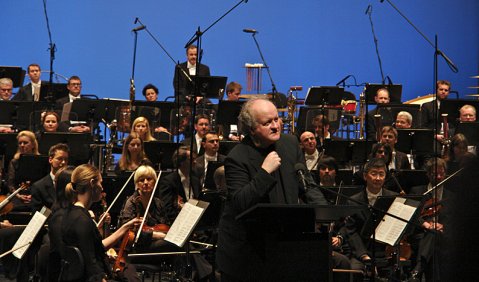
[158,170,201,221]
[12,83,34,101]
[173,62,210,103]
[394,150,410,170]
[194,153,226,187]
[366,106,395,141]
[216,134,328,279]
[421,100,439,130]
[345,188,398,259]
[30,174,55,212]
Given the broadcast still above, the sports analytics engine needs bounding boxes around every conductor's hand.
[261,151,281,174]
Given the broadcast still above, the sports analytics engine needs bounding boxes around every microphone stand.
[246,32,278,101]
[365,5,386,84]
[41,0,56,110]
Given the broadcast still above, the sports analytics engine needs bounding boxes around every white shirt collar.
[366,188,382,206]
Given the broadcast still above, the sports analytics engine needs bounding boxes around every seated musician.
[311,114,340,144]
[182,114,210,156]
[140,84,171,139]
[159,146,201,221]
[317,156,338,187]
[395,111,413,129]
[131,116,156,142]
[193,131,226,188]
[409,158,448,281]
[446,133,476,173]
[7,130,40,211]
[118,165,171,251]
[30,143,69,212]
[114,132,152,175]
[379,126,411,170]
[458,104,476,123]
[56,76,91,133]
[300,131,321,171]
[367,88,394,141]
[345,158,398,274]
[58,164,141,281]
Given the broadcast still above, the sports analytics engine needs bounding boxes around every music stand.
[336,169,354,185]
[218,140,239,156]
[364,83,403,104]
[17,154,50,184]
[376,104,421,128]
[440,99,479,125]
[196,190,224,230]
[455,122,479,146]
[40,83,68,102]
[351,140,374,165]
[101,99,129,124]
[304,86,343,106]
[38,133,93,165]
[396,129,434,155]
[132,101,174,128]
[216,100,244,126]
[69,98,104,122]
[0,66,25,88]
[397,170,429,194]
[323,140,353,165]
[143,141,180,170]
[194,76,228,99]
[320,185,364,205]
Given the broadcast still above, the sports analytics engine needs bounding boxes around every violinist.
[409,158,447,281]
[131,116,156,142]
[59,164,141,281]
[115,132,152,175]
[7,130,40,211]
[118,165,172,251]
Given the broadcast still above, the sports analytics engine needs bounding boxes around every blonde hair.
[14,130,40,159]
[65,164,100,204]
[131,116,156,142]
[134,165,157,185]
[119,132,147,170]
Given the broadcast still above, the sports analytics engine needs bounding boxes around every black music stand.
[396,129,434,155]
[397,170,429,194]
[194,76,228,99]
[304,86,343,106]
[440,99,479,125]
[216,100,244,126]
[218,140,239,156]
[0,101,52,131]
[364,83,403,104]
[0,66,25,88]
[39,133,93,165]
[69,98,104,122]
[196,190,224,230]
[351,140,374,165]
[17,154,50,184]
[320,185,364,205]
[455,122,479,146]
[323,140,354,165]
[143,141,180,170]
[40,83,68,102]
[132,100,174,128]
[336,169,354,185]
[376,104,421,128]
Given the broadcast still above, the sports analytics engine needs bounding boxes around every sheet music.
[374,197,417,246]
[165,199,208,247]
[13,207,50,259]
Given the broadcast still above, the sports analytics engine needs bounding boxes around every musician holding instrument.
[420,80,451,143]
[59,164,141,282]
[118,165,171,251]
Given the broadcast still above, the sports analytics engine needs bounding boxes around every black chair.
[59,246,84,281]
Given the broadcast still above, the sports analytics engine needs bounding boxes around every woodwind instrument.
[441,113,450,159]
[374,114,382,142]
[358,90,366,140]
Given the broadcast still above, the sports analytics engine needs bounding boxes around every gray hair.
[0,78,13,87]
[238,98,268,134]
[460,104,476,115]
[397,111,412,125]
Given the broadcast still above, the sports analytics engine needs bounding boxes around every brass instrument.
[374,114,382,142]
[286,86,302,134]
[358,90,366,140]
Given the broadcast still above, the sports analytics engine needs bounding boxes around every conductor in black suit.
[216,98,329,281]
[30,143,69,212]
[173,44,210,104]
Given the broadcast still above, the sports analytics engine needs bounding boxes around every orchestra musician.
[182,114,210,156]
[224,81,242,101]
[193,131,226,188]
[131,116,156,142]
[379,126,411,171]
[216,98,328,281]
[12,64,43,102]
[0,78,14,102]
[56,76,91,133]
[420,80,451,148]
[58,164,141,282]
[367,88,394,141]
[458,104,476,122]
[114,132,152,175]
[395,111,413,129]
[300,130,320,171]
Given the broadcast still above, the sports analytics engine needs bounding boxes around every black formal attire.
[345,188,398,271]
[30,173,55,212]
[194,153,226,188]
[392,150,410,170]
[173,62,210,104]
[366,107,395,141]
[61,205,139,282]
[158,170,201,222]
[48,208,65,281]
[54,95,70,111]
[13,83,35,101]
[216,134,329,280]
[182,135,204,156]
[420,100,455,157]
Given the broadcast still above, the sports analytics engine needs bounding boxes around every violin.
[142,223,170,233]
[0,183,30,215]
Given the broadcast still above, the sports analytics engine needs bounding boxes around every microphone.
[132,25,146,32]
[134,17,139,24]
[295,163,308,190]
[243,28,258,34]
[335,75,352,86]
[365,4,372,15]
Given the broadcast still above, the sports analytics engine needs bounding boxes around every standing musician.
[118,165,171,251]
[58,164,142,281]
[216,98,328,281]
[173,44,211,104]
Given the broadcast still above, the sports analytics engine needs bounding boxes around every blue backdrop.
[3,0,479,102]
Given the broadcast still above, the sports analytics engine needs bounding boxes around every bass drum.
[404,94,435,105]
